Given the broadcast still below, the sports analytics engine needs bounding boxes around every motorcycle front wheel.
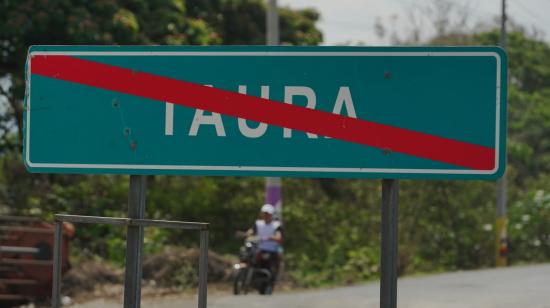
[233,268,248,295]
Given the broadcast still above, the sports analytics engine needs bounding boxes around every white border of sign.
[26,51,502,175]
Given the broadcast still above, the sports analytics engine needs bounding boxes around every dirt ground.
[62,247,237,304]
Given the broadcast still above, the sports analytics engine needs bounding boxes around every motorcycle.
[233,235,274,295]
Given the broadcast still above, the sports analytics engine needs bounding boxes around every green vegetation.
[1,0,549,289]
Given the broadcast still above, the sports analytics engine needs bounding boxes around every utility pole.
[496,0,508,268]
[266,0,280,46]
[266,0,283,223]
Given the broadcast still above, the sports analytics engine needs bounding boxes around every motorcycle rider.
[247,204,283,287]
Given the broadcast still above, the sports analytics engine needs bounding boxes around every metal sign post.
[198,229,209,308]
[124,175,147,308]
[52,222,63,308]
[380,179,399,308]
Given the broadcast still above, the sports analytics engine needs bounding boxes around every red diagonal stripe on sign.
[30,55,495,170]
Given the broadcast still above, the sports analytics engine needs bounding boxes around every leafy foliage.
[508,186,550,262]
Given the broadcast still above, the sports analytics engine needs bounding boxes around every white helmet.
[261,204,275,215]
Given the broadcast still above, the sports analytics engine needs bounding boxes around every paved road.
[72,264,550,308]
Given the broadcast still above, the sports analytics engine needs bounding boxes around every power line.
[509,0,548,24]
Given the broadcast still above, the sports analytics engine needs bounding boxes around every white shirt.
[254,219,282,252]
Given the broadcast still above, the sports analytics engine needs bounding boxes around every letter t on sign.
[165,102,174,136]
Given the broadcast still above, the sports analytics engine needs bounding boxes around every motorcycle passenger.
[247,204,283,286]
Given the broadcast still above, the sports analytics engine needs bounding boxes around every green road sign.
[24,46,507,179]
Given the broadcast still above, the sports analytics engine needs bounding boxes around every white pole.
[266,0,280,46]
[265,1,282,223]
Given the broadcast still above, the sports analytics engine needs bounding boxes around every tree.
[185,0,322,45]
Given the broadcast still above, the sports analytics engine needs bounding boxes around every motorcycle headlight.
[233,264,241,270]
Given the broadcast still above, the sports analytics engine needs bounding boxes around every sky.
[278,0,550,45]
